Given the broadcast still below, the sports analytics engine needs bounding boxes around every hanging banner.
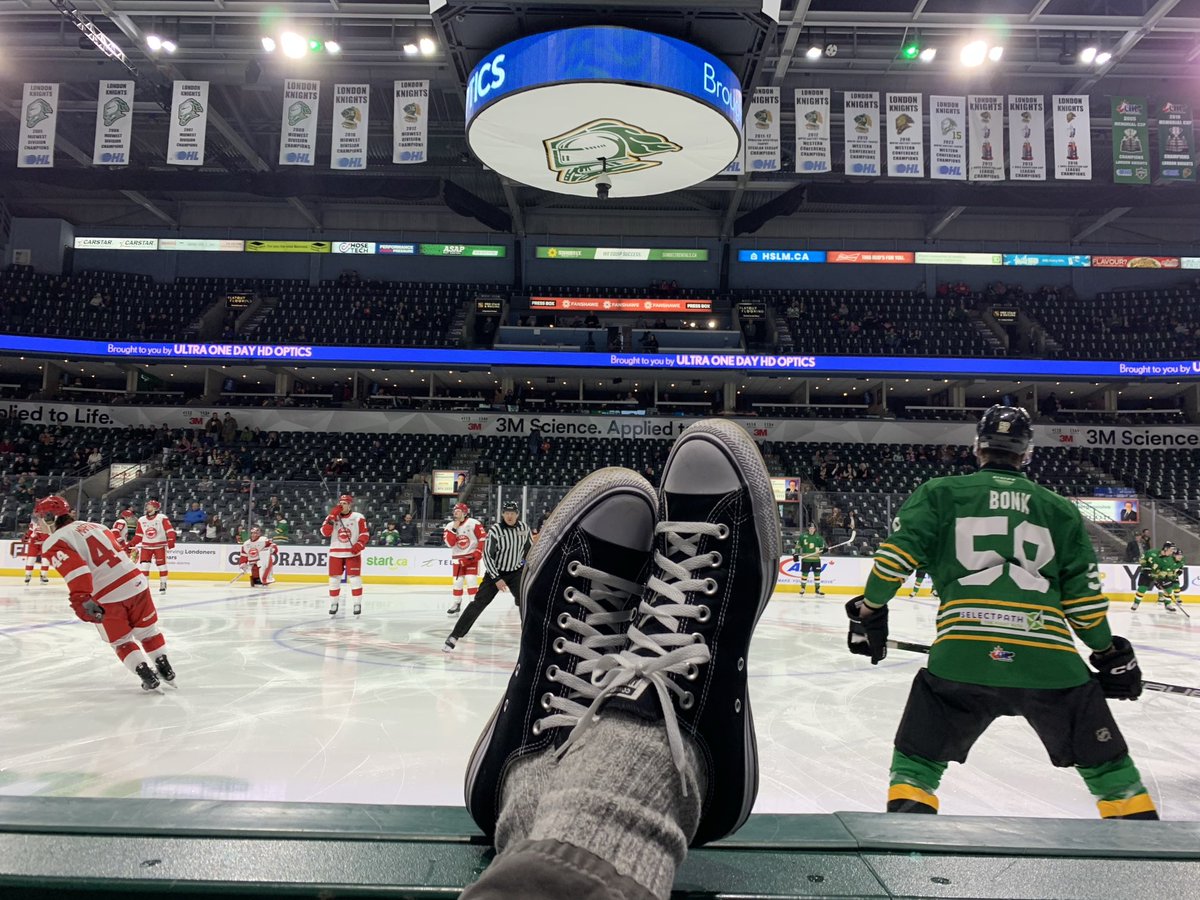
[1007,94,1046,181]
[17,83,58,169]
[1157,101,1195,183]
[331,84,370,171]
[884,92,924,177]
[279,79,319,166]
[929,95,966,181]
[967,95,1005,181]
[793,88,831,174]
[744,86,781,172]
[166,81,209,167]
[843,91,881,177]
[92,80,134,166]
[1052,95,1091,180]
[1111,97,1150,185]
[392,80,428,164]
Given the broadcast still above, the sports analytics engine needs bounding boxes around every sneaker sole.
[463,466,656,812]
[663,419,779,840]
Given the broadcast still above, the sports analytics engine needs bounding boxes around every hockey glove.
[1090,636,1142,701]
[792,553,800,563]
[329,506,343,519]
[69,592,105,623]
[846,596,888,665]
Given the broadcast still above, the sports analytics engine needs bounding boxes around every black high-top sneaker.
[464,467,657,840]
[134,662,161,692]
[570,419,780,847]
[154,654,176,683]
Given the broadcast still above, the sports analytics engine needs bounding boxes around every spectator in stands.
[265,495,283,521]
[1126,528,1151,564]
[641,331,660,353]
[855,461,872,481]
[273,516,290,544]
[86,448,103,472]
[220,412,238,444]
[204,413,222,446]
[88,290,104,309]
[239,424,255,443]
[381,521,401,547]
[398,513,419,546]
[584,312,600,329]
[822,505,846,532]
[205,514,223,542]
[182,502,207,533]
[1040,392,1061,419]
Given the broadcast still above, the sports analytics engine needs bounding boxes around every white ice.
[1,580,1197,821]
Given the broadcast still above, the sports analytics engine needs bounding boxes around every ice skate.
[446,600,462,616]
[442,636,457,653]
[799,585,806,595]
[353,603,361,616]
[23,575,30,585]
[158,582,167,593]
[39,574,48,584]
[134,662,161,692]
[154,654,177,685]
[328,601,339,616]
[815,588,824,596]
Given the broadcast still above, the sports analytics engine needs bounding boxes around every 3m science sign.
[465,26,742,198]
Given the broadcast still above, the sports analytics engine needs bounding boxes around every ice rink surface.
[2,579,1198,821]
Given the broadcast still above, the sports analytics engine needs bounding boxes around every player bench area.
[1,795,1197,898]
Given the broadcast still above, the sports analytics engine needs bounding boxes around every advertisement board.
[738,249,826,263]
[333,241,377,255]
[1090,256,1180,269]
[537,247,707,261]
[1002,254,1091,268]
[914,251,1003,266]
[245,240,331,254]
[529,297,711,313]
[770,476,801,503]
[432,469,469,495]
[73,236,158,251]
[828,251,914,264]
[159,239,245,252]
[420,244,505,258]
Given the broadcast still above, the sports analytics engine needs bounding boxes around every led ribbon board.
[465,26,742,198]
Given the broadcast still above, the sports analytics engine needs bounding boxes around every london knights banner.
[745,86,781,172]
[1157,100,1195,182]
[843,91,881,177]
[331,84,369,171]
[93,80,134,166]
[967,95,1004,181]
[279,79,319,166]
[1007,94,1046,181]
[1052,95,1091,180]
[1112,96,1151,185]
[793,88,830,174]
[17,83,58,169]
[166,81,209,166]
[884,93,923,177]
[929,95,966,181]
[392,80,428,164]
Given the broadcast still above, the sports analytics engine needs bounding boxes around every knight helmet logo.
[803,110,823,131]
[753,109,772,130]
[102,96,130,128]
[853,113,872,134]
[940,117,957,135]
[340,105,362,129]
[25,98,53,129]
[894,113,915,134]
[402,102,421,123]
[287,100,312,127]
[543,118,681,185]
[177,97,204,127]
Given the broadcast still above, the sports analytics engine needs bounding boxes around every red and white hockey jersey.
[238,535,278,567]
[133,514,176,551]
[22,523,47,557]
[43,520,148,605]
[321,512,370,558]
[444,517,487,562]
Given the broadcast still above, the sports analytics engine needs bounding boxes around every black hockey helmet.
[501,500,520,514]
[975,405,1034,456]
[1162,541,1176,552]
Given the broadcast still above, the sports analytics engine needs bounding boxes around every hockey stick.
[885,639,1200,699]
[229,568,247,585]
[825,528,858,553]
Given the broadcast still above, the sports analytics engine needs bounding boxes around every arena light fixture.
[419,37,436,55]
[1095,50,1112,65]
[326,40,341,54]
[805,44,822,60]
[987,44,1004,62]
[960,40,987,67]
[280,30,307,59]
[403,42,419,55]
[261,36,276,52]
[1079,45,1098,64]
[160,39,177,54]
[901,41,920,60]
[146,34,162,51]
[919,47,937,62]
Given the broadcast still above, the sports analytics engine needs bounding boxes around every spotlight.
[960,40,987,67]
[419,37,436,55]
[261,36,276,52]
[308,38,324,53]
[919,47,937,62]
[805,45,822,60]
[280,31,307,59]
[403,43,419,56]
[1095,50,1112,65]
[146,34,162,51]
[987,44,1004,62]
[161,39,176,54]
[1078,45,1097,64]
[326,40,341,54]
[901,41,920,60]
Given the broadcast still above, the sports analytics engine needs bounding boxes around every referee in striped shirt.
[444,501,532,651]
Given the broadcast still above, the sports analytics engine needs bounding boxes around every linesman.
[444,501,533,652]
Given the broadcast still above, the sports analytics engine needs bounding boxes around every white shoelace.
[558,521,727,792]
[531,561,643,737]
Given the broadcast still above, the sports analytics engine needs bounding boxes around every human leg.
[346,555,363,614]
[447,574,501,644]
[328,555,346,613]
[448,560,466,614]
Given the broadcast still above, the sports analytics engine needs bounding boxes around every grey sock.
[495,749,557,851]
[525,712,704,900]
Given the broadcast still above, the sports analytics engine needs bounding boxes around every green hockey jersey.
[795,532,826,560]
[1153,553,1183,586]
[864,465,1112,689]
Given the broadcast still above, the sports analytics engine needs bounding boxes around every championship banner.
[744,86,780,172]
[1052,95,1091,180]
[967,95,1004,181]
[331,84,370,171]
[1007,95,1045,181]
[793,88,831,174]
[884,93,923,177]
[166,81,209,167]
[392,80,428,164]
[929,95,966,180]
[1157,101,1195,182]
[1111,97,1150,185]
[92,80,134,166]
[17,83,57,169]
[843,91,881,177]
[279,79,319,166]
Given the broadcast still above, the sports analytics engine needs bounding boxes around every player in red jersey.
[130,500,176,593]
[238,526,278,586]
[444,502,487,616]
[22,517,50,584]
[320,494,370,616]
[111,509,138,558]
[35,495,175,691]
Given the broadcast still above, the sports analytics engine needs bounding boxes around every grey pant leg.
[460,838,658,900]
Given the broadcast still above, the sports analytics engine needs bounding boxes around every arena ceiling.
[0,0,1198,239]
